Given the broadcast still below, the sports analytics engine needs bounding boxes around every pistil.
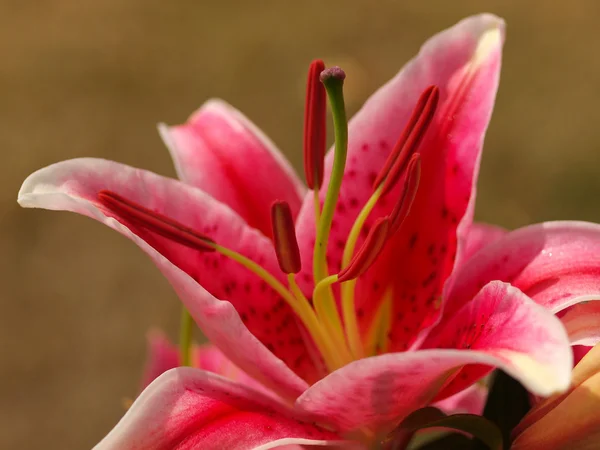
[313,67,348,284]
[309,67,353,361]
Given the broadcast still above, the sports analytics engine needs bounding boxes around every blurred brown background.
[2,1,600,448]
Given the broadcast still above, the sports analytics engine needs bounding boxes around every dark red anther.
[271,201,302,274]
[374,85,439,195]
[338,217,390,283]
[389,154,421,236]
[97,190,216,252]
[303,59,327,190]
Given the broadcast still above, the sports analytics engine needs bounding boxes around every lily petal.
[195,345,275,396]
[560,301,600,346]
[141,331,270,395]
[141,330,180,389]
[424,281,572,399]
[446,221,600,318]
[294,14,505,350]
[573,345,593,365]
[434,382,487,415]
[159,99,306,237]
[462,222,507,260]
[513,343,600,441]
[511,372,600,450]
[95,368,355,450]
[296,282,571,434]
[18,158,313,398]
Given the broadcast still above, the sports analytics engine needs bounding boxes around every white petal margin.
[560,300,600,346]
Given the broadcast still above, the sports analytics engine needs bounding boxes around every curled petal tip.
[470,20,505,69]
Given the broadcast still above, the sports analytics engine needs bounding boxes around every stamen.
[389,154,421,235]
[373,85,439,195]
[338,217,390,283]
[303,59,327,190]
[338,217,390,359]
[97,190,216,252]
[99,190,341,370]
[271,201,301,274]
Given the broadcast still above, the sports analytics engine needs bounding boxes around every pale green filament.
[312,274,350,359]
[340,185,384,358]
[364,286,394,356]
[213,243,343,371]
[313,77,348,284]
[179,306,194,366]
[287,274,345,370]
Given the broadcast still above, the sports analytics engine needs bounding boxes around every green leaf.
[476,371,530,449]
[414,433,474,449]
[386,407,503,450]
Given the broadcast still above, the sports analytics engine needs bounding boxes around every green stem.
[179,306,194,366]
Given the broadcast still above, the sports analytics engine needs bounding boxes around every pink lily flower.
[17,13,598,448]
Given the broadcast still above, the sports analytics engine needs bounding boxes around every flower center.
[97,62,439,374]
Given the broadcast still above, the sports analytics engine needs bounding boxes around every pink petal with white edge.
[446,221,600,318]
[95,368,358,450]
[296,282,571,434]
[159,99,306,237]
[461,222,507,260]
[294,14,505,350]
[560,301,600,346]
[433,382,487,415]
[18,158,313,398]
[422,281,573,398]
[424,281,572,399]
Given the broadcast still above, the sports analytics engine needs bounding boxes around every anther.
[389,154,421,236]
[271,201,302,274]
[338,217,390,282]
[303,59,327,190]
[97,190,216,252]
[374,85,439,195]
